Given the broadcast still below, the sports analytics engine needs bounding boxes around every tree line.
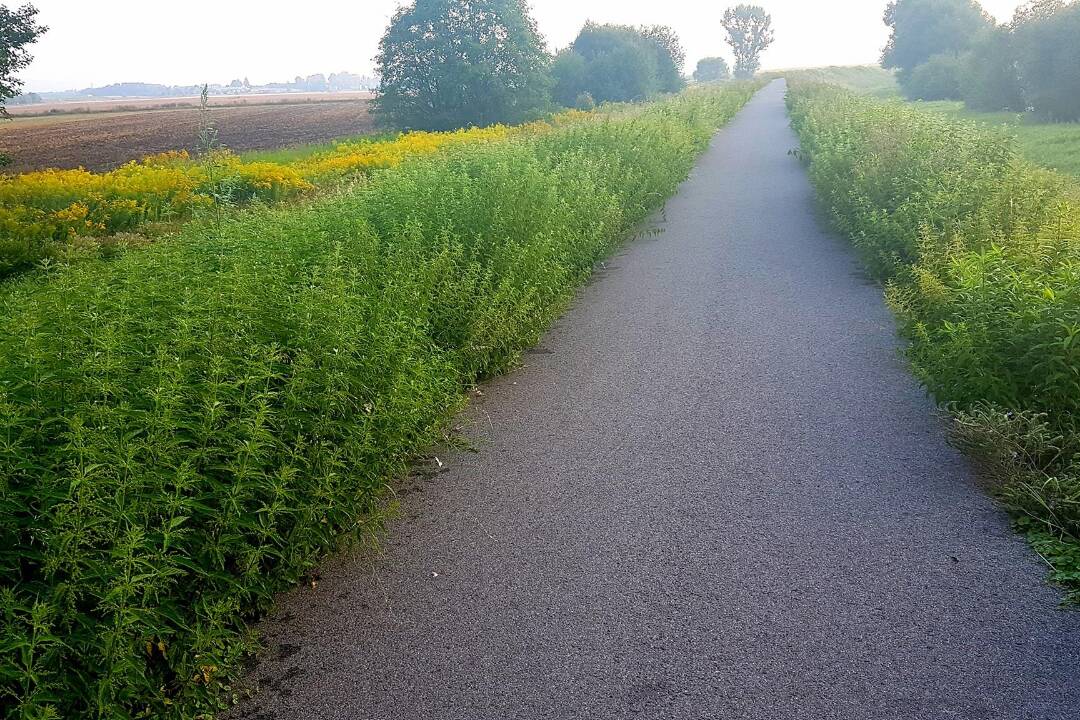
[376,0,773,131]
[882,0,1080,120]
[0,1,776,132]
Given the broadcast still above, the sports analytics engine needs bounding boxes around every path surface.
[236,81,1080,720]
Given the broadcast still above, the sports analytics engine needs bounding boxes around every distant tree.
[693,56,731,82]
[0,3,46,117]
[551,23,685,106]
[903,52,964,99]
[721,5,774,79]
[960,25,1023,111]
[375,0,551,130]
[640,24,686,92]
[881,0,990,85]
[1012,0,1080,120]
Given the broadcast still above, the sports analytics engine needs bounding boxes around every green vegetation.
[788,82,1080,603]
[0,83,759,719]
[0,4,46,117]
[693,56,731,83]
[551,23,685,106]
[769,66,899,98]
[881,0,1080,120]
[917,100,1080,178]
[722,4,774,79]
[374,0,552,131]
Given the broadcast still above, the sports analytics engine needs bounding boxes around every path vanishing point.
[235,81,1080,720]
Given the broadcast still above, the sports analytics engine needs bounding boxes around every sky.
[21,0,1031,92]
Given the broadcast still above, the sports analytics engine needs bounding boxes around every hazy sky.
[23,0,1030,92]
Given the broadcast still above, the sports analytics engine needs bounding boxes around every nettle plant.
[0,84,759,718]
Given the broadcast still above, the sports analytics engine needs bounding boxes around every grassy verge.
[0,82,760,719]
[916,100,1080,179]
[786,82,1080,603]
[762,66,899,99]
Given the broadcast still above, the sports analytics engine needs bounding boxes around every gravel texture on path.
[233,81,1080,720]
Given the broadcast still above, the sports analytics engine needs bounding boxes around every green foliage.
[0,3,46,117]
[881,0,990,76]
[903,52,964,100]
[1012,0,1080,121]
[694,57,731,83]
[960,25,1025,111]
[0,83,759,719]
[788,81,1080,600]
[765,66,900,98]
[918,100,1080,178]
[373,0,552,130]
[551,23,685,106]
[721,4,774,79]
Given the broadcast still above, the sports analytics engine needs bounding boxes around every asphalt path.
[234,81,1080,720]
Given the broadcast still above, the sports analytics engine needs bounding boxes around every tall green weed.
[0,83,758,719]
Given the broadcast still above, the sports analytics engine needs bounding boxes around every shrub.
[787,81,1080,600]
[0,83,759,719]
[901,53,964,100]
[694,56,731,83]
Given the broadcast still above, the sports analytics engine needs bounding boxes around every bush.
[0,83,759,719]
[788,81,1080,600]
[694,56,731,82]
[901,53,964,100]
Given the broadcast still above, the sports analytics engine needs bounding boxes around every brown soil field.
[0,98,376,173]
[7,91,374,117]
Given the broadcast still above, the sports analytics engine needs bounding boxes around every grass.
[787,81,1080,605]
[764,65,899,98]
[916,100,1080,178]
[0,82,760,720]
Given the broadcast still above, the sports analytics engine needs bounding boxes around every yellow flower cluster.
[0,110,593,262]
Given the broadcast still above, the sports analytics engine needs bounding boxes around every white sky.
[22,0,1030,92]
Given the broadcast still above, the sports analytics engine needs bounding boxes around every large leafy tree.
[0,3,46,117]
[721,5,774,79]
[880,0,990,73]
[551,23,684,106]
[1011,0,1080,120]
[374,0,551,131]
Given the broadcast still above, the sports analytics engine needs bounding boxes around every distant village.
[13,71,379,105]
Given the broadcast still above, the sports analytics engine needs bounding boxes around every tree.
[881,0,990,78]
[1011,0,1080,120]
[721,5,774,79]
[640,24,686,93]
[960,25,1023,111]
[551,23,685,105]
[0,4,46,117]
[374,0,551,131]
[693,56,731,82]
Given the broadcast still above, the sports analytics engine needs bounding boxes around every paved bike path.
[236,81,1080,720]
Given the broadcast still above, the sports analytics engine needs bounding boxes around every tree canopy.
[551,23,685,105]
[0,3,46,117]
[721,5,774,79]
[880,0,990,73]
[693,57,731,82]
[1011,0,1080,120]
[374,0,551,131]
